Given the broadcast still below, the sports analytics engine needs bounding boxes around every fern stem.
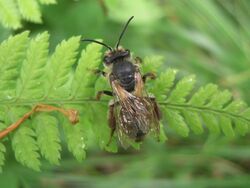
[161,102,250,122]
[0,99,249,122]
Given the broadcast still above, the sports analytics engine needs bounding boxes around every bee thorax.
[112,60,136,92]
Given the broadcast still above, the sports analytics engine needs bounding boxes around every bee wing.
[134,71,160,137]
[114,104,132,148]
[111,71,160,144]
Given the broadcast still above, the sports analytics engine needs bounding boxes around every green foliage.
[16,32,49,99]
[0,143,5,172]
[104,0,163,24]
[45,36,80,98]
[0,31,29,99]
[33,114,61,165]
[0,31,249,172]
[12,125,41,171]
[0,0,57,29]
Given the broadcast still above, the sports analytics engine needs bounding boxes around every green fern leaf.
[0,31,29,99]
[234,119,248,136]
[12,125,41,171]
[16,32,49,99]
[33,114,61,165]
[207,90,232,109]
[63,112,86,162]
[167,75,196,103]
[158,123,168,142]
[39,0,57,4]
[201,113,220,135]
[0,0,21,29]
[225,100,247,113]
[17,0,42,23]
[189,84,218,105]
[242,108,250,118]
[45,36,80,98]
[219,116,234,138]
[71,42,103,98]
[91,104,115,150]
[225,100,247,136]
[182,111,203,135]
[163,108,189,137]
[149,69,178,101]
[234,108,250,135]
[141,56,163,74]
[0,142,6,172]
[0,115,6,172]
[0,0,57,29]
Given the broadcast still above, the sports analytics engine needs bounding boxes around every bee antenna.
[81,39,113,51]
[115,16,134,49]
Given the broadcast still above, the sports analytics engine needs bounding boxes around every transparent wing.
[134,71,160,137]
[110,71,160,145]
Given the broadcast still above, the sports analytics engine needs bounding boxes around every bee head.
[81,16,134,66]
[103,48,130,66]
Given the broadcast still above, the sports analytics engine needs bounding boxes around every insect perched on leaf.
[82,16,161,147]
[0,16,161,148]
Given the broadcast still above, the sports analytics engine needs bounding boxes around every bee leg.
[149,97,162,141]
[142,72,156,83]
[107,103,116,146]
[93,69,107,77]
[0,104,79,139]
[150,97,162,120]
[135,56,143,64]
[96,90,113,100]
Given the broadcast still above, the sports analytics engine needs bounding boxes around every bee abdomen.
[135,130,146,142]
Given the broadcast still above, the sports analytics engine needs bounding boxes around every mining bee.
[82,16,161,147]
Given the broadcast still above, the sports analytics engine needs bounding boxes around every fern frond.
[167,75,196,103]
[0,142,6,172]
[148,69,178,101]
[0,31,249,171]
[63,107,86,162]
[189,84,218,105]
[0,110,6,172]
[45,36,80,98]
[16,0,41,23]
[141,56,163,73]
[0,0,57,29]
[71,41,103,98]
[163,108,189,137]
[12,125,41,171]
[0,0,21,29]
[16,32,49,100]
[0,31,29,99]
[39,0,57,4]
[33,114,61,165]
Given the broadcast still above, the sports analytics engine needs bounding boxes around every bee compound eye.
[103,56,112,65]
[125,49,130,54]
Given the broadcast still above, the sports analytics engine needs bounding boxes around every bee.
[82,16,161,147]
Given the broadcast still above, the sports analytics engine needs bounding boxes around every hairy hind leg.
[142,72,156,83]
[107,102,116,146]
[149,97,162,141]
[93,69,107,77]
[96,90,113,100]
[150,97,161,120]
[0,104,79,139]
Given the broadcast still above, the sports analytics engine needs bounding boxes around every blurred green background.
[1,0,250,187]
